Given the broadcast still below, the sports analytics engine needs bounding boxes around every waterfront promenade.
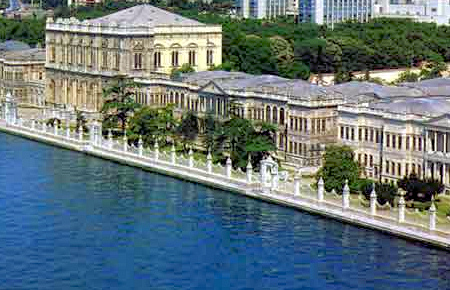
[0,117,449,250]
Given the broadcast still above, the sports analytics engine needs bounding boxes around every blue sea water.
[0,132,449,290]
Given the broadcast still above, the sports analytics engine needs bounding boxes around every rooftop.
[0,48,46,62]
[370,98,450,117]
[0,40,30,52]
[87,5,204,27]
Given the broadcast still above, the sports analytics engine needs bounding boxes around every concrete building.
[237,0,295,18]
[337,78,450,189]
[373,0,450,25]
[0,41,46,109]
[299,0,373,24]
[45,4,222,113]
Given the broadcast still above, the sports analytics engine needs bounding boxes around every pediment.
[198,81,227,96]
[426,114,450,129]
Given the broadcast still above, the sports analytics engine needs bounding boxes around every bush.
[361,181,397,206]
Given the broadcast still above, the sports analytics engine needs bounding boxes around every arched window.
[279,108,285,125]
[134,53,143,69]
[154,52,161,68]
[170,91,174,103]
[272,107,278,123]
[188,50,196,66]
[266,106,271,122]
[171,51,179,67]
[207,49,213,66]
[175,92,179,107]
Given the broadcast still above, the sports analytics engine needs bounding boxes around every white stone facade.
[45,5,222,112]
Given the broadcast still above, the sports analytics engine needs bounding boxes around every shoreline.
[1,120,449,251]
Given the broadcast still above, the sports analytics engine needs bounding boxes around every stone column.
[108,129,113,149]
[398,189,406,223]
[78,125,83,141]
[317,177,324,202]
[225,157,232,178]
[435,131,438,152]
[294,171,301,196]
[429,198,436,231]
[246,160,253,183]
[138,136,143,157]
[154,140,159,160]
[443,163,447,186]
[271,170,278,191]
[188,149,194,168]
[342,180,350,209]
[370,183,377,216]
[65,124,70,139]
[123,135,128,152]
[171,144,176,164]
[444,133,447,153]
[206,151,212,173]
[53,120,58,135]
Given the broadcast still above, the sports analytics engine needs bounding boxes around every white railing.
[1,115,449,246]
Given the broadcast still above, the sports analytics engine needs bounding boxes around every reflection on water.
[0,132,449,290]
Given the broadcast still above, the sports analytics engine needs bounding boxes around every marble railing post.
[271,171,278,190]
[171,144,176,164]
[53,120,58,135]
[78,126,83,141]
[123,135,128,152]
[31,119,35,131]
[342,180,350,209]
[246,160,253,183]
[398,189,406,223]
[65,125,70,139]
[188,149,194,168]
[294,171,301,196]
[138,136,143,157]
[206,152,212,173]
[225,157,232,178]
[317,177,324,202]
[42,122,47,133]
[370,183,377,216]
[154,140,159,160]
[429,198,436,231]
[108,129,113,149]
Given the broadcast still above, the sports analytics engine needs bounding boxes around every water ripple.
[0,132,450,290]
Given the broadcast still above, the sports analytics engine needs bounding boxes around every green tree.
[178,111,199,150]
[317,145,360,193]
[397,173,444,202]
[171,63,195,79]
[101,78,141,135]
[360,181,397,206]
[127,105,177,146]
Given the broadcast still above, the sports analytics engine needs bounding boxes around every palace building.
[133,71,345,167]
[337,78,450,189]
[0,41,46,109]
[44,4,222,112]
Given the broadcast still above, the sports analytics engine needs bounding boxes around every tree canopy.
[317,145,360,193]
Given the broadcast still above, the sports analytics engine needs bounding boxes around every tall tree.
[101,78,141,135]
[317,145,360,193]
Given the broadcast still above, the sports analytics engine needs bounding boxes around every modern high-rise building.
[373,0,450,25]
[236,0,373,24]
[236,0,295,18]
[299,0,373,24]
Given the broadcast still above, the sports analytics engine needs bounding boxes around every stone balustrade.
[1,114,449,250]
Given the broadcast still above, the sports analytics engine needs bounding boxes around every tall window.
[114,52,120,70]
[171,51,179,67]
[134,53,143,69]
[207,49,213,66]
[154,52,161,68]
[102,51,108,68]
[188,50,196,66]
[50,46,55,63]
